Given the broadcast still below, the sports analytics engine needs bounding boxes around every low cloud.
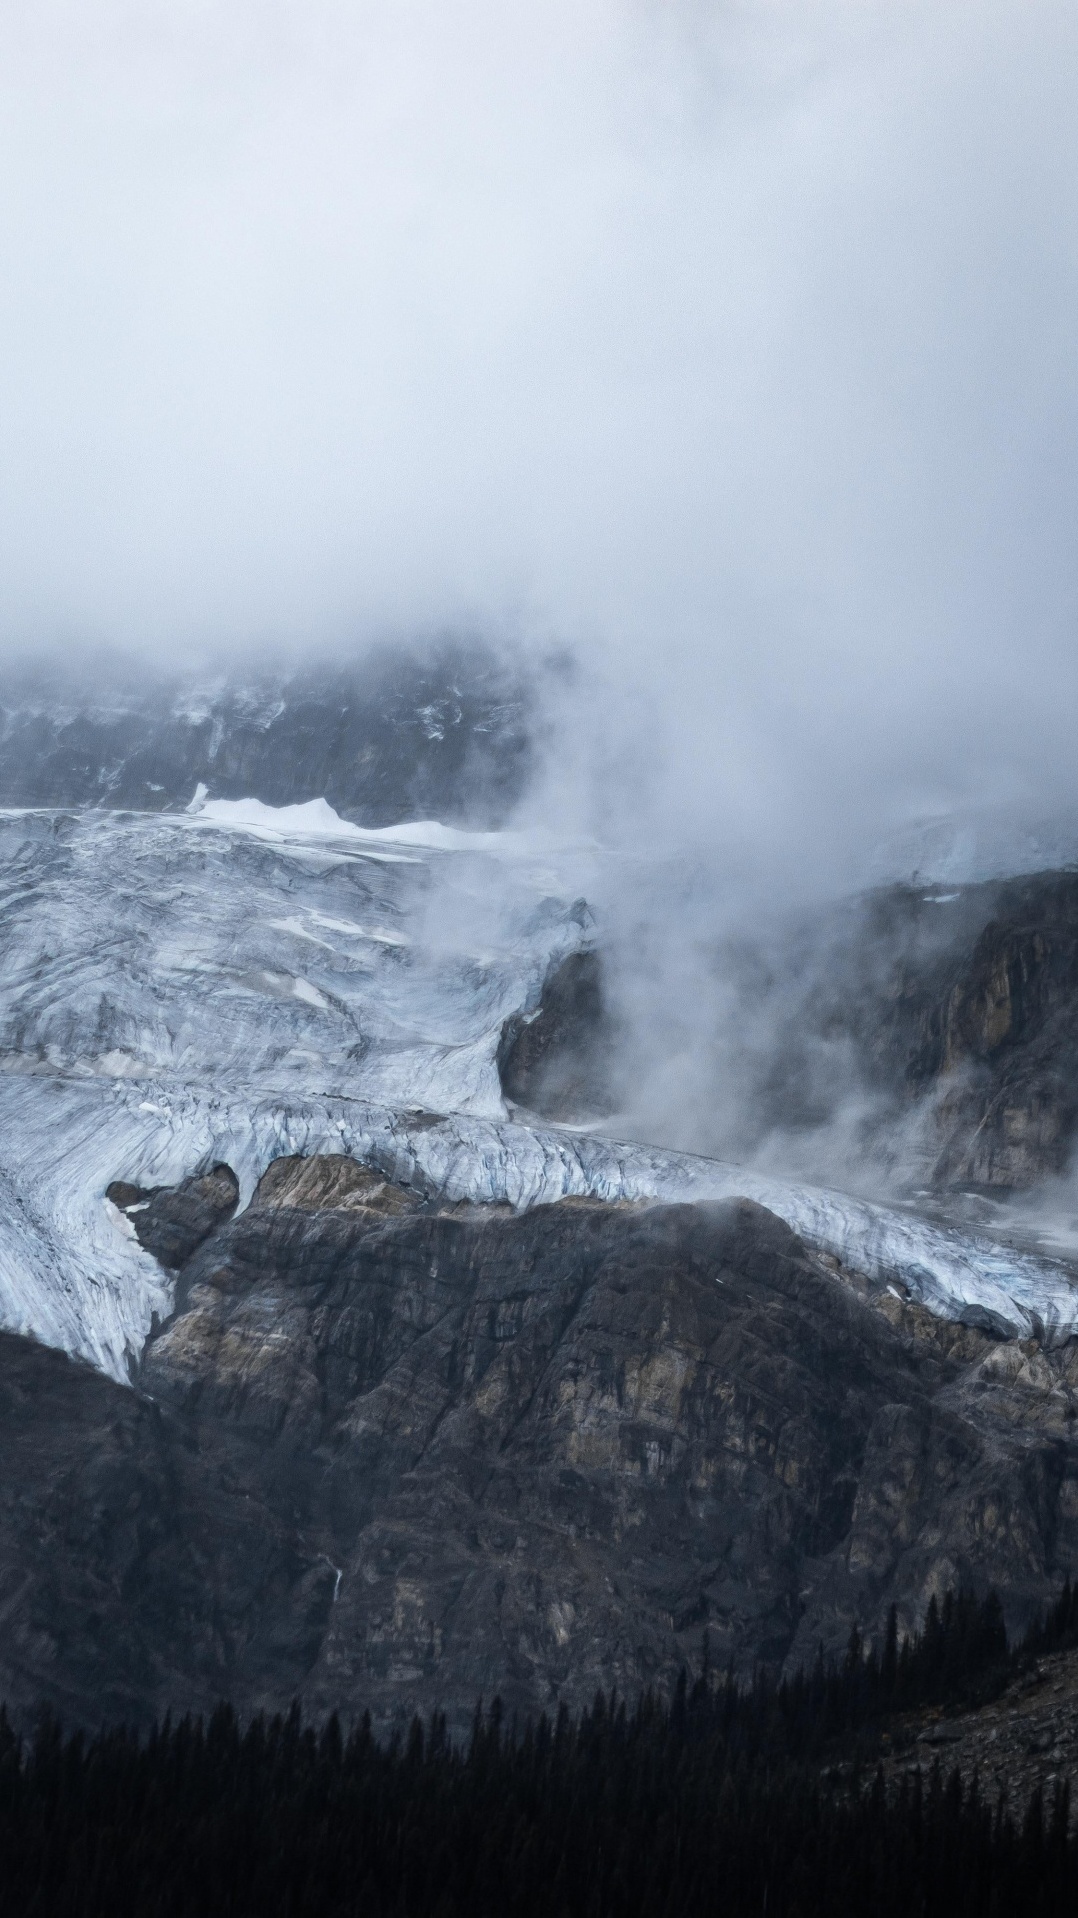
[2,0,1077,1121]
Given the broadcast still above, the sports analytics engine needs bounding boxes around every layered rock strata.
[0,1162,1076,1733]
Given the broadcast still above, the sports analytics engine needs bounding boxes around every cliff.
[0,1162,1075,1732]
[726,870,1078,1193]
[0,642,530,826]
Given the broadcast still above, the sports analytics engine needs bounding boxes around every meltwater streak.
[0,800,1073,1382]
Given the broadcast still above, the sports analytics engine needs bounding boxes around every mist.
[0,0,1075,872]
[3,0,1078,1198]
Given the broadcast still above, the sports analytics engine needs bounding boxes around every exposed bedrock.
[0,1160,1076,1730]
[107,1163,240,1272]
[875,874,1078,1189]
[497,947,615,1119]
[0,642,530,825]
[749,869,1078,1191]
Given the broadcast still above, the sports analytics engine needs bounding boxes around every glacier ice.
[190,793,540,855]
[0,800,1075,1384]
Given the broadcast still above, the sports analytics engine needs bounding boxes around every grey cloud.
[0,0,1075,883]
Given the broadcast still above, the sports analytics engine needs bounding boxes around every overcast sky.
[1,0,1076,876]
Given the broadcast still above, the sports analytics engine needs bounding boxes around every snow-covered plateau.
[0,799,1076,1383]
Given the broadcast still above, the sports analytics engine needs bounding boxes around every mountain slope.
[0,643,530,825]
[0,1170,1075,1732]
[714,870,1078,1197]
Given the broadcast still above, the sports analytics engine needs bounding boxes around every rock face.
[0,643,530,826]
[0,1163,1077,1732]
[497,948,615,1119]
[107,1164,240,1276]
[859,874,1078,1190]
[733,871,1078,1192]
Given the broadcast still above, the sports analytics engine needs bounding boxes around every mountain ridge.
[0,1163,1072,1735]
[0,642,532,826]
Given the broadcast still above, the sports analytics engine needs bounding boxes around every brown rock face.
[252,1155,424,1217]
[0,1163,1077,1733]
[752,870,1078,1191]
[924,901,1078,1187]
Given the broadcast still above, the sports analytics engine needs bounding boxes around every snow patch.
[186,794,534,856]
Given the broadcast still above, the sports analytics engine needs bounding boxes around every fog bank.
[3,0,1078,1205]
[0,1,1075,883]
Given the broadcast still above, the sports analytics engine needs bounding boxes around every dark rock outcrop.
[107,1164,239,1272]
[498,949,615,1118]
[0,1162,1077,1732]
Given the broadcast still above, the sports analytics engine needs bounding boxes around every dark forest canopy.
[3,1586,1078,1917]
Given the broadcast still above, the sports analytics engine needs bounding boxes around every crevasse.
[0,800,1074,1384]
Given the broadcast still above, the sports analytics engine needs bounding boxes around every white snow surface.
[188,792,536,855]
[0,800,1075,1383]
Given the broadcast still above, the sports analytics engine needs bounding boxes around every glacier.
[0,799,1075,1384]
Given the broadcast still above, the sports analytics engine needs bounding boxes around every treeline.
[761,1585,1009,1758]
[1025,1574,1078,1660]
[0,1586,1073,1918]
